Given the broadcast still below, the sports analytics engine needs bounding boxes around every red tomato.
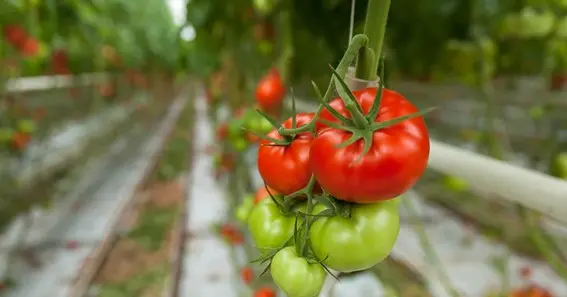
[255,69,285,113]
[254,287,276,297]
[219,223,244,245]
[310,87,429,202]
[19,38,39,57]
[216,124,229,140]
[10,132,31,151]
[240,266,254,284]
[257,113,315,195]
[2,24,27,46]
[254,186,278,204]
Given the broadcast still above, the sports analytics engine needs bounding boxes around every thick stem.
[355,0,391,80]
[276,7,294,84]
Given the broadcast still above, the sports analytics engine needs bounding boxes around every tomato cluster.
[2,24,39,57]
[217,107,274,153]
[245,78,430,296]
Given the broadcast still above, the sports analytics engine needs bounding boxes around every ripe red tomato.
[219,223,244,245]
[216,124,229,140]
[19,38,39,57]
[254,286,276,297]
[258,113,315,195]
[240,266,254,284]
[10,132,31,151]
[255,69,285,113]
[2,24,27,46]
[311,87,429,202]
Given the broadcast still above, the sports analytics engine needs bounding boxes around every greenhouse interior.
[2,0,567,296]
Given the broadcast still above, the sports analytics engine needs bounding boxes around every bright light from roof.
[180,25,196,41]
[167,0,187,26]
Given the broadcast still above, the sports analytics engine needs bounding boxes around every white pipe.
[288,99,567,225]
[4,72,110,92]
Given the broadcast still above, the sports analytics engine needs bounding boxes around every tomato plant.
[309,199,400,272]
[247,196,298,251]
[255,69,285,114]
[311,87,430,202]
[270,247,326,297]
[258,113,315,195]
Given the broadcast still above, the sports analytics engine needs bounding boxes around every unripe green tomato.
[228,118,245,139]
[0,127,15,143]
[442,175,470,193]
[253,0,275,16]
[551,152,567,179]
[258,116,273,133]
[528,105,545,120]
[247,197,298,252]
[17,119,36,134]
[309,201,400,272]
[271,247,326,297]
[231,137,248,152]
[236,195,254,223]
[244,116,262,133]
[520,8,555,38]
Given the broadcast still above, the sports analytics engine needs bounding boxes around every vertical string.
[348,0,356,43]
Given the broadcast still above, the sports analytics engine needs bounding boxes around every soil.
[92,176,186,295]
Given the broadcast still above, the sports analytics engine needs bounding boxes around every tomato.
[220,223,244,245]
[271,247,326,297]
[231,137,249,152]
[255,69,285,113]
[551,152,567,179]
[442,175,469,193]
[2,24,27,46]
[309,200,400,272]
[216,124,229,140]
[254,286,276,297]
[240,266,254,284]
[236,195,254,223]
[253,0,275,16]
[10,133,31,151]
[254,186,277,204]
[0,128,14,144]
[258,113,315,195]
[17,119,36,134]
[247,197,296,252]
[311,87,429,202]
[19,38,39,57]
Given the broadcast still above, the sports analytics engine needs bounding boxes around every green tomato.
[309,201,400,272]
[247,197,296,252]
[253,0,275,16]
[258,116,273,133]
[236,195,254,223]
[231,137,248,152]
[228,118,245,139]
[17,119,36,134]
[244,116,262,132]
[0,127,14,143]
[551,152,567,179]
[528,105,545,120]
[271,247,326,297]
[442,176,470,193]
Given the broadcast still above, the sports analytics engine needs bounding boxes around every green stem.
[277,6,294,84]
[355,0,391,80]
[277,34,367,136]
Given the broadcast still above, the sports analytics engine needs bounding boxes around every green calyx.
[316,61,434,162]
